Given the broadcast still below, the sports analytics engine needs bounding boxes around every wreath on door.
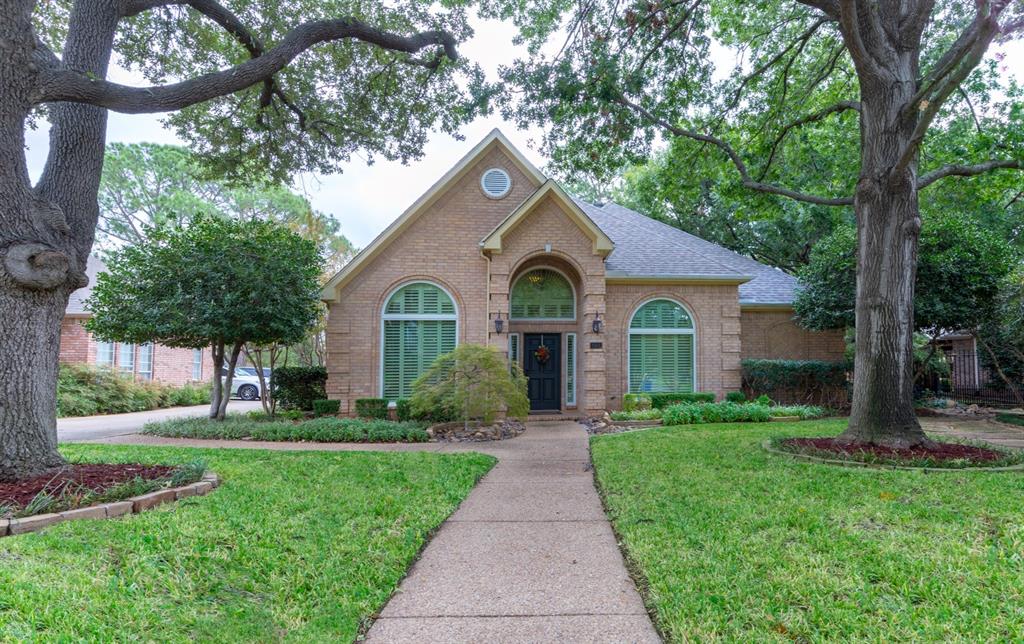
[534,344,551,365]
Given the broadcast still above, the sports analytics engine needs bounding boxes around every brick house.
[61,255,210,387]
[321,129,844,415]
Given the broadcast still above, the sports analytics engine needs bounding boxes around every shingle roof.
[66,255,105,316]
[574,199,799,305]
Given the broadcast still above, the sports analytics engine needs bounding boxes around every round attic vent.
[481,167,512,199]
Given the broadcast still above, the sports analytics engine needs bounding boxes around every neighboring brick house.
[61,255,211,387]
[321,129,844,415]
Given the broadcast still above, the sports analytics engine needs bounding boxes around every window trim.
[627,298,698,394]
[379,280,459,401]
[509,266,577,322]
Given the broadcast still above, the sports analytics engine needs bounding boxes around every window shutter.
[510,269,575,319]
[383,283,458,400]
[508,334,519,371]
[566,333,576,405]
[629,334,694,393]
[630,299,693,329]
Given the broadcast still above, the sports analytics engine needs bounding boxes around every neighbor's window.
[628,299,696,394]
[96,341,114,367]
[192,349,203,380]
[510,269,575,320]
[382,282,457,400]
[117,342,135,373]
[137,343,153,380]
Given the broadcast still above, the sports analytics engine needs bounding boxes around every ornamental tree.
[0,0,483,479]
[487,0,1024,447]
[86,216,323,420]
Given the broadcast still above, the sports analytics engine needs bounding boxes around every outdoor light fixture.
[494,312,504,334]
[592,312,603,334]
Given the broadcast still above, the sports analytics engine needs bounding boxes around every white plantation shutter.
[566,333,576,406]
[510,269,575,320]
[629,300,695,393]
[382,283,457,400]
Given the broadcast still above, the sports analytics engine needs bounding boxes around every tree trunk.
[209,342,226,419]
[838,71,932,448]
[216,342,243,420]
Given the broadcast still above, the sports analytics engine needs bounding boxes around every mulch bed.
[0,463,176,509]
[782,437,1004,463]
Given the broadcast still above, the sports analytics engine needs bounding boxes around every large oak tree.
[487,0,1024,447]
[0,0,484,480]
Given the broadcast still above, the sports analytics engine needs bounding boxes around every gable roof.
[66,255,105,317]
[321,129,546,301]
[575,200,799,305]
[480,181,614,256]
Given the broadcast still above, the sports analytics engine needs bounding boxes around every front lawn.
[0,444,493,641]
[591,420,1024,641]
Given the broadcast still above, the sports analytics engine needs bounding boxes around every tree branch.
[37,17,459,113]
[917,159,1022,189]
[615,95,855,206]
[757,100,860,181]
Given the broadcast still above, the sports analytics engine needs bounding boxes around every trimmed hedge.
[662,401,772,425]
[742,359,850,406]
[355,398,388,420]
[395,399,413,422]
[313,399,341,417]
[725,391,747,404]
[272,366,327,411]
[623,392,717,411]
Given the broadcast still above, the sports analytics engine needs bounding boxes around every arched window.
[510,268,575,320]
[382,282,457,400]
[628,299,696,394]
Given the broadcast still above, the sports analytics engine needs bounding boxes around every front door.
[523,333,561,411]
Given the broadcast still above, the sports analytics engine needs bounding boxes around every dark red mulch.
[0,463,176,509]
[782,437,1003,463]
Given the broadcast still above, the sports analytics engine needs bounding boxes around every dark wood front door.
[524,333,561,411]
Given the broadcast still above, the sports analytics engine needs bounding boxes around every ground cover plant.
[610,408,664,422]
[995,412,1024,427]
[591,420,1024,640]
[0,444,493,640]
[662,401,773,425]
[143,414,430,443]
[57,363,211,418]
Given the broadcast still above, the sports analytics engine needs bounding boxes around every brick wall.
[604,283,743,409]
[739,309,846,361]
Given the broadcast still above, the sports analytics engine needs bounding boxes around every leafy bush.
[623,394,653,411]
[313,399,341,417]
[272,366,327,410]
[725,391,747,404]
[742,359,850,406]
[143,414,428,443]
[610,408,663,421]
[650,392,716,408]
[769,405,827,419]
[56,363,211,417]
[662,402,772,426]
[395,398,413,422]
[755,394,773,406]
[355,398,388,420]
[411,345,529,425]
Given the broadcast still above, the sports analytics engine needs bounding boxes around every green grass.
[143,414,430,443]
[591,420,1024,641]
[0,444,493,641]
[996,412,1024,427]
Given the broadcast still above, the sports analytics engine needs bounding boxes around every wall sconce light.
[494,312,504,334]
[592,312,603,334]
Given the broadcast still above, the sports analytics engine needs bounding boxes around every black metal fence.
[922,351,1024,408]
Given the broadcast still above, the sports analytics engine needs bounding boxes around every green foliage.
[742,359,849,406]
[755,394,773,406]
[591,420,1024,639]
[622,393,652,411]
[609,408,663,421]
[395,399,413,422]
[795,213,1018,332]
[996,413,1024,427]
[355,398,389,420]
[725,391,747,404]
[86,216,323,362]
[271,366,327,411]
[768,405,826,419]
[410,345,529,425]
[143,414,428,443]
[662,402,771,426]
[312,399,341,417]
[649,392,716,409]
[56,363,211,417]
[0,443,493,640]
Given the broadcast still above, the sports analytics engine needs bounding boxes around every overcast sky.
[24,16,1024,250]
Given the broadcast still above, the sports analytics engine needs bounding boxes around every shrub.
[755,394,773,406]
[610,408,663,421]
[662,401,772,426]
[272,366,327,410]
[56,363,211,417]
[623,394,652,411]
[313,399,341,417]
[395,398,413,422]
[411,345,529,426]
[649,392,716,409]
[742,359,850,406]
[725,391,747,404]
[769,405,827,419]
[355,398,388,420]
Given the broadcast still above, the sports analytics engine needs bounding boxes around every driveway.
[57,401,263,442]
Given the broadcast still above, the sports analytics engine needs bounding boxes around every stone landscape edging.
[762,440,1024,473]
[0,472,220,538]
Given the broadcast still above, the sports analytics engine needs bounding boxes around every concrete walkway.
[365,421,660,643]
[919,416,1024,450]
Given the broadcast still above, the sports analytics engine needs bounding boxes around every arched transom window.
[382,282,457,400]
[628,299,696,394]
[510,269,575,320]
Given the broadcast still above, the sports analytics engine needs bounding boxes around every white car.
[222,367,271,401]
